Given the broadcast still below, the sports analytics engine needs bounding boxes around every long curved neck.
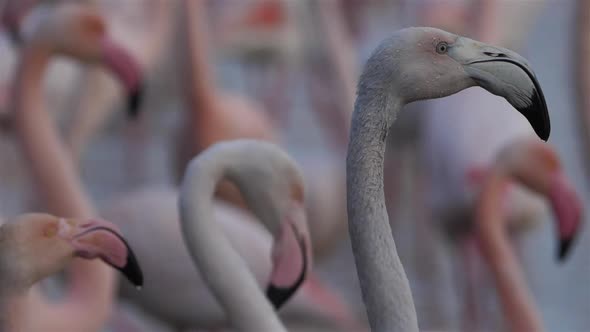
[346,88,419,331]
[11,44,115,331]
[13,47,94,216]
[475,172,543,332]
[179,159,286,332]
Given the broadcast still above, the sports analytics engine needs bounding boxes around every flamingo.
[65,0,174,166]
[0,213,142,331]
[102,156,363,330]
[10,2,142,330]
[173,0,348,260]
[174,0,277,191]
[0,0,177,171]
[346,27,555,331]
[178,139,311,331]
[473,138,581,331]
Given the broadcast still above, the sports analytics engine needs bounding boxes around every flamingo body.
[102,187,357,330]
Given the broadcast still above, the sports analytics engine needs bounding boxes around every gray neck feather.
[347,77,419,331]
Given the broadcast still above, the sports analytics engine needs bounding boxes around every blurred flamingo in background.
[173,0,351,260]
[10,2,142,330]
[414,1,585,330]
[64,0,174,167]
[173,0,277,205]
[177,139,361,331]
[1,0,172,168]
[103,186,362,331]
[474,138,582,332]
[0,213,143,331]
[93,5,361,329]
[178,139,310,332]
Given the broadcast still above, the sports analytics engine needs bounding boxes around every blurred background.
[0,0,588,331]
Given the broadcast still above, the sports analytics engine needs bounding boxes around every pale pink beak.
[547,172,583,261]
[67,218,143,287]
[266,221,310,309]
[100,37,144,118]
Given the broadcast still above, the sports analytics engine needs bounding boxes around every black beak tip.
[557,237,574,262]
[87,226,144,287]
[265,228,308,310]
[537,123,550,142]
[118,246,144,288]
[126,83,144,120]
[111,230,144,287]
[521,81,550,142]
[265,284,296,310]
[517,100,550,142]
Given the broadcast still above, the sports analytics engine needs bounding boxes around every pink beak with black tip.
[547,172,583,261]
[265,222,309,310]
[100,37,144,119]
[67,218,144,287]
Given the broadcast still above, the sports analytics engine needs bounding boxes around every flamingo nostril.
[484,51,507,58]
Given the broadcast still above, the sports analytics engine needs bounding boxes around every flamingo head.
[0,213,143,290]
[495,139,583,261]
[212,139,312,310]
[22,3,144,118]
[361,27,550,140]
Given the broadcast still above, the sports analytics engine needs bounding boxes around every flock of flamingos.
[0,0,587,331]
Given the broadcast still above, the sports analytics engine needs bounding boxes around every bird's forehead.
[406,28,459,51]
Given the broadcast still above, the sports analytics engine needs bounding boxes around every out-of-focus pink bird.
[10,2,143,330]
[0,213,142,331]
[474,138,582,332]
[174,0,349,260]
[102,143,363,330]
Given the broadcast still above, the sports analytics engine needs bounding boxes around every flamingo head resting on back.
[19,2,145,118]
[185,140,312,309]
[0,213,143,290]
[359,27,550,141]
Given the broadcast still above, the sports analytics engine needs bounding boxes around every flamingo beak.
[451,38,551,141]
[66,218,144,287]
[100,37,144,119]
[467,57,549,141]
[265,222,309,310]
[558,237,575,261]
[547,172,583,262]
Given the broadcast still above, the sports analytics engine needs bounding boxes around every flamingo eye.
[43,224,58,238]
[436,41,449,54]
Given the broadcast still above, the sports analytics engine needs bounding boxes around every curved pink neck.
[475,173,543,332]
[11,44,115,330]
